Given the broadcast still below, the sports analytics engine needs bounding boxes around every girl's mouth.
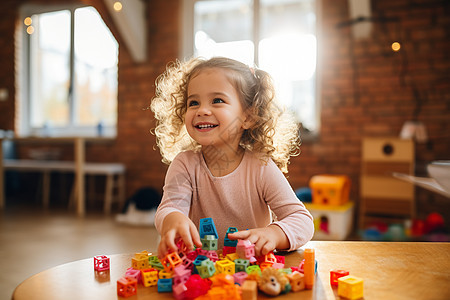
[195,123,218,130]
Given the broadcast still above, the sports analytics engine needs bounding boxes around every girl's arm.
[229,159,314,254]
[155,153,202,258]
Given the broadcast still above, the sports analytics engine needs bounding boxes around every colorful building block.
[330,269,350,286]
[241,279,258,300]
[158,269,173,279]
[197,259,216,278]
[234,258,250,273]
[225,252,240,262]
[149,255,164,270]
[181,256,195,271]
[275,255,285,265]
[261,252,277,264]
[272,262,285,269]
[117,276,137,298]
[287,271,305,292]
[161,252,182,272]
[236,239,255,259]
[246,265,261,276]
[233,271,248,285]
[93,255,110,271]
[186,250,198,261]
[215,259,235,275]
[173,265,191,285]
[304,248,315,289]
[222,246,236,255]
[125,268,141,282]
[260,262,274,271]
[140,268,158,287]
[172,282,187,300]
[157,278,173,292]
[199,217,219,239]
[132,257,149,270]
[224,227,238,247]
[205,250,219,262]
[193,255,209,274]
[338,275,364,299]
[201,234,218,250]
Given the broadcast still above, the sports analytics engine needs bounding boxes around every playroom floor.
[0,200,160,300]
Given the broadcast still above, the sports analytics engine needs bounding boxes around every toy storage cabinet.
[359,138,415,229]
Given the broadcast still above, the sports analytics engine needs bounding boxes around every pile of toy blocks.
[112,217,363,299]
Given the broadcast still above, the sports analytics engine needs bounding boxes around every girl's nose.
[197,104,211,116]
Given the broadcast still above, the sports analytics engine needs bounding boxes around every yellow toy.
[338,275,364,299]
[309,174,351,206]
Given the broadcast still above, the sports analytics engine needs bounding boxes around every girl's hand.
[227,225,290,256]
[158,212,202,259]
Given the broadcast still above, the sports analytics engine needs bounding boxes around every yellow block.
[338,275,364,300]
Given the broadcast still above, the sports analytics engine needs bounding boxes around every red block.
[94,255,110,271]
[330,269,350,286]
[117,276,137,297]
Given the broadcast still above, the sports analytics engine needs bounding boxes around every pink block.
[206,250,219,262]
[233,271,248,285]
[126,267,142,282]
[172,283,187,300]
[272,262,285,269]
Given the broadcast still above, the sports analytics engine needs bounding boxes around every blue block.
[224,227,238,247]
[157,278,173,292]
[193,255,209,274]
[199,218,218,239]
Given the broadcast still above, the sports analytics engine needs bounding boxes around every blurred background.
[0,0,449,298]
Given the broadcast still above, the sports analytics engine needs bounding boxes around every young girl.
[151,57,313,258]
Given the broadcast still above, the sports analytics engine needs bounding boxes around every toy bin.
[305,202,354,240]
[309,175,351,206]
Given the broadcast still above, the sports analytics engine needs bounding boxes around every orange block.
[304,248,315,289]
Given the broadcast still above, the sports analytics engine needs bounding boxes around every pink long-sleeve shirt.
[155,150,314,251]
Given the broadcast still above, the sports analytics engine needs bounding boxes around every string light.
[24,17,32,26]
[391,41,401,52]
[113,1,123,12]
[26,26,34,35]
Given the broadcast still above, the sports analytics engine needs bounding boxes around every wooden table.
[0,137,116,216]
[12,241,450,299]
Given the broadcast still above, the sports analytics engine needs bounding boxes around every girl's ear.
[242,111,255,130]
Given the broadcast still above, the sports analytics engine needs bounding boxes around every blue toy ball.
[295,187,312,203]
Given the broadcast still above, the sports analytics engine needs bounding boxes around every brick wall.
[1,0,449,221]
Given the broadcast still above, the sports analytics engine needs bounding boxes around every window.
[17,5,118,137]
[183,0,319,134]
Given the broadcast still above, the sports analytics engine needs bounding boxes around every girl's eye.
[213,98,224,104]
[188,100,199,107]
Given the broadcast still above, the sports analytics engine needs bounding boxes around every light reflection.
[392,41,401,52]
[113,1,123,12]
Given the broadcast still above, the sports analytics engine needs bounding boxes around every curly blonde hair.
[150,56,300,173]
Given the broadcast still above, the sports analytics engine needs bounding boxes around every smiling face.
[185,67,250,152]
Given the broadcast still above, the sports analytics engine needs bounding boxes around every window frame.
[181,0,322,140]
[16,3,118,138]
